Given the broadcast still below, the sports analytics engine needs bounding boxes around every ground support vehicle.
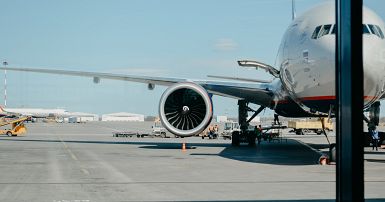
[0,116,30,136]
[151,119,173,138]
[199,124,219,139]
[113,119,174,138]
[288,119,333,135]
[262,128,287,143]
[221,121,240,140]
[112,131,141,137]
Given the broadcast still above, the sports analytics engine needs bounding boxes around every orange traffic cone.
[319,155,329,165]
[182,142,187,152]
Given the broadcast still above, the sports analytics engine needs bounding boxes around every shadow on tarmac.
[0,137,321,165]
[150,199,384,202]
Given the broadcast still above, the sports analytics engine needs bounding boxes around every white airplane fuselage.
[3,108,68,118]
[271,2,385,116]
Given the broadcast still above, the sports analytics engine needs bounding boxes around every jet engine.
[159,82,213,137]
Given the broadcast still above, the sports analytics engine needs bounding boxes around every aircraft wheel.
[248,138,256,146]
[6,131,12,137]
[248,132,256,147]
[232,131,240,146]
[329,143,336,162]
[295,129,302,135]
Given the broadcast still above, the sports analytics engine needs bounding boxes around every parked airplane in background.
[1,2,385,147]
[0,107,69,118]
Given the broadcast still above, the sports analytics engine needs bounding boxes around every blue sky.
[1,0,385,117]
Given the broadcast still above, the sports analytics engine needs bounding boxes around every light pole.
[2,61,7,107]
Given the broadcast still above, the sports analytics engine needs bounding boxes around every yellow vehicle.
[0,116,29,136]
[288,118,333,135]
[199,124,219,139]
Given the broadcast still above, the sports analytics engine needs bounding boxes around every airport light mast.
[2,61,7,107]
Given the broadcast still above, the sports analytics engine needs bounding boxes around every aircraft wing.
[0,67,275,107]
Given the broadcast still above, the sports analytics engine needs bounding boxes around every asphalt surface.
[0,121,383,202]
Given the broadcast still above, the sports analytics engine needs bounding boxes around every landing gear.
[363,101,381,147]
[231,131,240,146]
[365,101,380,131]
[329,143,336,162]
[231,100,265,146]
[318,117,334,162]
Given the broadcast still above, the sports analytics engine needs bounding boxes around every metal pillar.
[335,0,364,201]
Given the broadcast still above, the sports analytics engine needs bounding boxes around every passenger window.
[375,25,384,39]
[318,24,332,38]
[311,25,322,39]
[363,24,370,34]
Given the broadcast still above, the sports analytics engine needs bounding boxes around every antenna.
[2,61,7,107]
[292,0,296,20]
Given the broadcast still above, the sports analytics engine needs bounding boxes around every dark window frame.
[319,24,333,37]
[311,25,322,39]
[363,24,370,34]
[375,25,384,39]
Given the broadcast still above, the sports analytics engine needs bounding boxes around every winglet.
[237,60,280,78]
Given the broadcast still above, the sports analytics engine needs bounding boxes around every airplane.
[1,2,385,149]
[0,106,20,118]
[0,106,69,119]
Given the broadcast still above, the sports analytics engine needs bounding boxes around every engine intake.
[159,82,213,137]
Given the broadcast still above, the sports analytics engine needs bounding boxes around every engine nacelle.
[159,82,213,137]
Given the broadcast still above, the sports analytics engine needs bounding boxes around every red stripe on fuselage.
[273,95,378,104]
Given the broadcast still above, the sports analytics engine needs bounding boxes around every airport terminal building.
[101,112,145,122]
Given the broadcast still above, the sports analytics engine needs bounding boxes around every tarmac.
[0,121,383,202]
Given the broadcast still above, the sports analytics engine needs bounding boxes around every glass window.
[363,24,370,34]
[368,24,382,38]
[375,25,384,39]
[331,24,372,35]
[331,24,336,34]
[311,25,322,39]
[224,123,232,130]
[318,24,332,37]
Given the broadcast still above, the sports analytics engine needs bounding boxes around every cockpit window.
[331,25,336,34]
[375,25,384,39]
[311,25,322,39]
[368,24,384,39]
[318,24,332,37]
[329,24,383,38]
[363,24,370,34]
